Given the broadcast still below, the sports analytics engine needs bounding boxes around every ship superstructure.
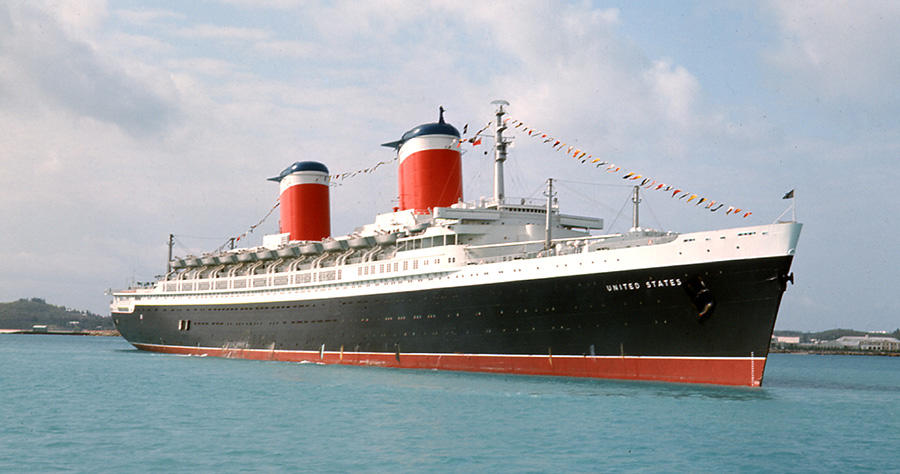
[112,102,801,386]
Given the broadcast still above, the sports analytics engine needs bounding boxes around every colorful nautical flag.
[503,115,753,218]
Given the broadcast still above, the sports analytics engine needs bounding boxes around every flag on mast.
[782,189,795,199]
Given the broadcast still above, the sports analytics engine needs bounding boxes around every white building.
[824,335,900,351]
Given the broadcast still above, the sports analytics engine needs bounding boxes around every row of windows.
[355,256,458,277]
[397,234,459,251]
[193,319,337,327]
[372,307,565,322]
[357,325,577,339]
[146,248,643,303]
[156,304,323,312]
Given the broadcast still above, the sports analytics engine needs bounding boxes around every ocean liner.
[111,101,801,386]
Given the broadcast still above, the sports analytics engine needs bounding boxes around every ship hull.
[114,254,793,386]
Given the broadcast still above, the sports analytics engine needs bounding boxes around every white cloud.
[0,3,182,136]
[254,40,316,58]
[176,24,271,42]
[766,1,900,104]
[166,57,237,77]
[107,32,174,53]
[115,8,184,25]
[217,0,305,9]
[34,0,109,34]
[643,60,700,129]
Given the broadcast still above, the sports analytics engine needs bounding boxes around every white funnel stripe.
[399,135,460,165]
[280,170,329,193]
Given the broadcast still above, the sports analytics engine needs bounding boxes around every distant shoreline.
[0,329,120,337]
[770,348,900,357]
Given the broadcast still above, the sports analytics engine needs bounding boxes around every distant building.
[773,336,800,344]
[32,325,48,333]
[822,335,900,351]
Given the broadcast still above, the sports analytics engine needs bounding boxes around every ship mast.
[544,178,555,250]
[630,185,641,231]
[167,233,174,273]
[491,100,510,205]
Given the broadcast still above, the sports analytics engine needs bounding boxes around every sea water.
[1,335,898,473]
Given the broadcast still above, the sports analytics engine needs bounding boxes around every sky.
[1,0,898,331]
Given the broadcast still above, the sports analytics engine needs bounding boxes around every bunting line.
[457,121,493,147]
[222,197,281,248]
[503,116,752,218]
[327,155,399,183]
[325,119,492,187]
[227,111,752,249]
[225,154,401,247]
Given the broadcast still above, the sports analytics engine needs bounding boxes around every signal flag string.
[501,116,752,218]
[220,198,281,251]
[222,134,487,249]
[328,120,493,186]
[460,121,493,147]
[222,112,752,251]
[328,156,399,183]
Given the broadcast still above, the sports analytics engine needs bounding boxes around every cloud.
[115,8,185,25]
[765,1,900,105]
[175,24,271,42]
[217,0,305,9]
[0,3,181,136]
[166,57,237,77]
[643,60,700,129]
[34,0,109,34]
[254,40,316,58]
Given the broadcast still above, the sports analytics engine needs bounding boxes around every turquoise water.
[1,335,898,472]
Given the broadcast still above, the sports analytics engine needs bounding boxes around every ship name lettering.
[605,278,682,292]
[644,278,682,288]
[605,282,641,292]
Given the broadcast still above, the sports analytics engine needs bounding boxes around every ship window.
[422,238,432,249]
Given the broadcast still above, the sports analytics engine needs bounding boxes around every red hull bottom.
[133,343,768,387]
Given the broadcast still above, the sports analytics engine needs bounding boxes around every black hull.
[114,256,793,378]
